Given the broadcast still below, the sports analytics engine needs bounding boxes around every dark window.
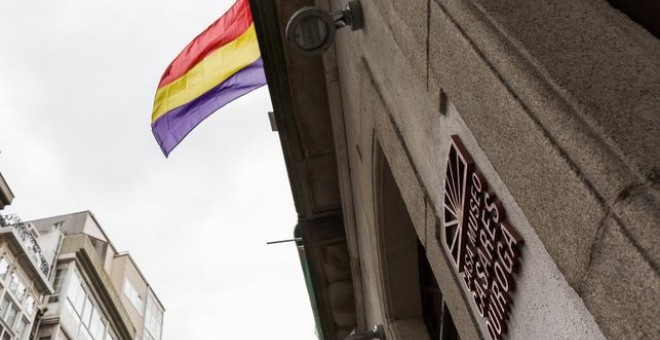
[419,241,460,340]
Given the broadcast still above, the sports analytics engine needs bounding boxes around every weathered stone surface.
[428,0,606,290]
[328,281,357,327]
[612,186,660,270]
[469,0,660,182]
[306,155,341,213]
[374,112,429,244]
[370,0,428,81]
[582,217,660,340]
[288,59,335,156]
[323,242,352,283]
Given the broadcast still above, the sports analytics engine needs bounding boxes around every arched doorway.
[374,145,460,340]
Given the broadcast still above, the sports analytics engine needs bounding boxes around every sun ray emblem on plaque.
[442,135,474,271]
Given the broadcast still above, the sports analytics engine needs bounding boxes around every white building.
[24,211,165,340]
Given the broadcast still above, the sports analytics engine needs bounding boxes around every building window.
[78,326,93,340]
[144,295,163,340]
[0,323,13,340]
[0,269,36,340]
[123,279,144,314]
[61,301,80,337]
[81,297,94,328]
[67,275,86,314]
[373,145,461,339]
[25,296,35,317]
[0,294,19,330]
[63,271,112,340]
[419,241,460,340]
[16,317,28,338]
[89,308,105,340]
[49,268,67,303]
[8,273,27,302]
[0,258,9,282]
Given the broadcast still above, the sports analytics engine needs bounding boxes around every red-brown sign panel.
[441,135,523,340]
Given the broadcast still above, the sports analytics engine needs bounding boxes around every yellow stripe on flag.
[152,24,260,123]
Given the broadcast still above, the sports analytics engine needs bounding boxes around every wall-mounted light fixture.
[285,1,363,56]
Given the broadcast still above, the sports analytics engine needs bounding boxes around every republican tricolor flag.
[151,0,266,156]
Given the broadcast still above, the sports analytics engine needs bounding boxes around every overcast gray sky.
[0,0,316,339]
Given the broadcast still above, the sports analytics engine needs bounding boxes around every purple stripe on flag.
[152,58,267,156]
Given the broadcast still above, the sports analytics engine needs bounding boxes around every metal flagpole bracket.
[285,1,364,56]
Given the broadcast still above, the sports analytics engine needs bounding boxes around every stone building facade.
[0,170,54,340]
[250,0,660,339]
[0,217,53,340]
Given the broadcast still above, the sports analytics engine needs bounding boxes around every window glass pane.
[144,296,162,340]
[0,259,9,281]
[78,326,93,340]
[0,295,9,316]
[67,272,80,296]
[0,295,18,328]
[123,279,143,314]
[50,268,67,303]
[15,285,25,302]
[81,298,92,327]
[94,324,106,340]
[16,317,28,338]
[25,295,35,316]
[53,268,67,293]
[1,333,9,340]
[61,302,80,336]
[9,274,26,302]
[67,275,86,314]
[6,303,18,327]
[89,308,105,340]
[8,274,18,294]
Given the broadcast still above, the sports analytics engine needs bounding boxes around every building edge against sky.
[0,174,52,340]
[28,211,165,340]
[0,171,164,340]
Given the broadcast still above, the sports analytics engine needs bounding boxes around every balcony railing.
[0,214,50,276]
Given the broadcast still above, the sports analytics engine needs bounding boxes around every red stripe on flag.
[158,0,253,88]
